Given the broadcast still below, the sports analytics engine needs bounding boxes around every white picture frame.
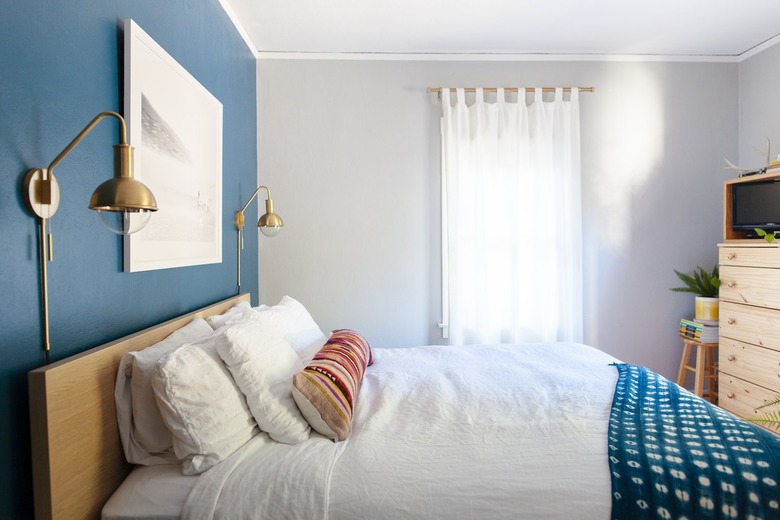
[123,19,223,272]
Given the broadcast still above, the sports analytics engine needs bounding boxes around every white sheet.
[183,431,347,519]
[102,464,198,520]
[183,342,619,520]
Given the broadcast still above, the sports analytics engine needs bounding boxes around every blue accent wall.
[0,1,257,516]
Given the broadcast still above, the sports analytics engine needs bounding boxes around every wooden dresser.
[718,243,780,420]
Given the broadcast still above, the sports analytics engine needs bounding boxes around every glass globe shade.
[260,225,282,237]
[96,209,152,235]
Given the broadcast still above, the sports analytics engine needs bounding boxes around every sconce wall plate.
[23,169,60,219]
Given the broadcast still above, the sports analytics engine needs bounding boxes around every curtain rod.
[428,87,594,94]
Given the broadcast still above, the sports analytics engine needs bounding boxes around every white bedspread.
[184,342,619,520]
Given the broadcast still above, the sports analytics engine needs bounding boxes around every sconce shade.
[258,198,283,237]
[88,144,157,234]
[88,176,157,212]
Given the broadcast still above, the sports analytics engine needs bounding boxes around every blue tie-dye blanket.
[608,364,780,520]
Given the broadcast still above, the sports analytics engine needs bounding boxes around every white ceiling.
[224,0,780,57]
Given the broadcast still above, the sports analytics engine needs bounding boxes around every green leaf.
[670,265,719,297]
[754,227,777,243]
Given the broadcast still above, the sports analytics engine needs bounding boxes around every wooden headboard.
[28,293,251,520]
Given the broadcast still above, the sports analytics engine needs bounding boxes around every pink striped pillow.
[292,329,373,441]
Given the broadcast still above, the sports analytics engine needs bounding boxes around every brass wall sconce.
[234,185,283,292]
[23,110,158,361]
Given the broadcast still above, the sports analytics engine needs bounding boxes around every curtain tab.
[555,87,563,101]
[456,88,465,105]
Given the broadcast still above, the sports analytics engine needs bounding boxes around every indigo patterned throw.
[608,364,780,520]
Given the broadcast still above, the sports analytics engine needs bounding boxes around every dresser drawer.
[720,337,780,390]
[720,265,780,309]
[718,374,779,420]
[720,301,780,351]
[720,246,780,268]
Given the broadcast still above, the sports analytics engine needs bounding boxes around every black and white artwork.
[124,19,222,272]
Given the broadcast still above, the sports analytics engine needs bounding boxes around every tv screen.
[732,179,780,232]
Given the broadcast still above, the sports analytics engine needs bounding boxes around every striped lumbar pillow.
[292,329,373,441]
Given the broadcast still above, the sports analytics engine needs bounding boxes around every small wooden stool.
[676,339,718,403]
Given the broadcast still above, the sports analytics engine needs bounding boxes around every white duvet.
[183,342,619,520]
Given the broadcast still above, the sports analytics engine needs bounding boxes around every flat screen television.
[732,179,780,234]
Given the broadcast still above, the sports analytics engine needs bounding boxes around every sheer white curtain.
[441,87,582,345]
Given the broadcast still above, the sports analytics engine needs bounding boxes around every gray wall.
[740,45,780,167]
[257,58,739,379]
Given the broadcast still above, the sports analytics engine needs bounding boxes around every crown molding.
[256,51,744,62]
[217,0,259,57]
[738,33,780,61]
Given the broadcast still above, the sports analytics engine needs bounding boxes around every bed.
[29,294,780,519]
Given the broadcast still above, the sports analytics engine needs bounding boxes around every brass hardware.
[727,393,735,399]
[47,229,53,262]
[258,198,283,230]
[235,185,283,293]
[23,111,158,362]
[727,281,736,288]
[727,253,736,260]
[727,317,736,325]
[89,145,156,214]
[23,170,60,219]
[727,355,736,361]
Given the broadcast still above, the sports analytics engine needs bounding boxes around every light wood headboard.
[28,293,251,520]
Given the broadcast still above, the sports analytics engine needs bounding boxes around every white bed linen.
[182,342,619,520]
[183,431,347,519]
[102,464,198,520]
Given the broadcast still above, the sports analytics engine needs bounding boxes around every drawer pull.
[727,355,736,362]
[726,393,735,399]
[727,253,736,260]
[727,281,736,288]
[727,318,736,325]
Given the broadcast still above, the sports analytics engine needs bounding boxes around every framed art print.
[123,19,222,272]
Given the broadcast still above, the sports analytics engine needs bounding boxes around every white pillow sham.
[240,295,327,364]
[205,300,251,330]
[152,333,259,475]
[115,317,214,465]
[218,320,311,445]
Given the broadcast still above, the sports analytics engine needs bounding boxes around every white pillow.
[218,320,311,445]
[205,300,251,330]
[242,296,327,364]
[152,333,259,475]
[115,317,214,465]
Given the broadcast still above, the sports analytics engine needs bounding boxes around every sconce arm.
[46,111,128,180]
[239,185,271,214]
[235,185,272,230]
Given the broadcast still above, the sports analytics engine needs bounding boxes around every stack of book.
[679,318,719,343]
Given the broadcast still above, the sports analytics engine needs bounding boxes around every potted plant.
[670,265,721,322]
